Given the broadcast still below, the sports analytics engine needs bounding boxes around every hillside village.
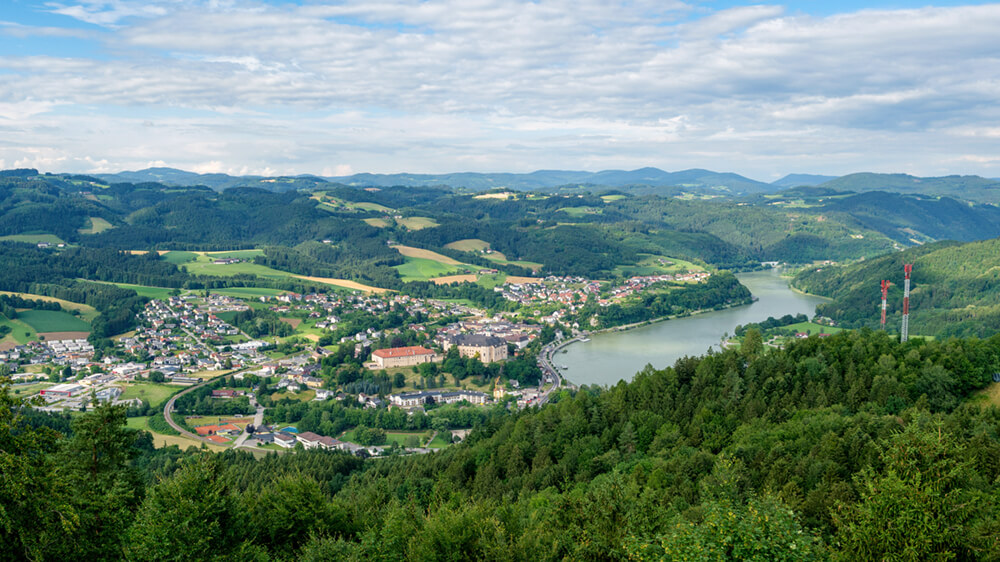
[4,267,717,453]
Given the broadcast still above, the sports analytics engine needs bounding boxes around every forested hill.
[794,237,1000,337]
[7,330,1000,560]
[819,172,1000,205]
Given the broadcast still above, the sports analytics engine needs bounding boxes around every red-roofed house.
[371,345,438,369]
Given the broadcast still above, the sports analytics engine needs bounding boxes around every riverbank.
[577,297,757,341]
[559,270,829,387]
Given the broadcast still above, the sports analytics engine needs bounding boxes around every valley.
[5,165,1000,561]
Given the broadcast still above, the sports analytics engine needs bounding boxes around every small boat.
[579,337,590,342]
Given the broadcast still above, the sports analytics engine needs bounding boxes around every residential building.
[389,390,489,407]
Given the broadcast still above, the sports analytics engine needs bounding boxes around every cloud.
[1,1,999,178]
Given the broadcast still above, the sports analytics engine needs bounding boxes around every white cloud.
[1,1,998,178]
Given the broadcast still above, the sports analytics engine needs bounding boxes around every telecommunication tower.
[901,264,913,342]
[880,280,891,330]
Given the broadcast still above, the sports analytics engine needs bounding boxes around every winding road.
[162,371,238,445]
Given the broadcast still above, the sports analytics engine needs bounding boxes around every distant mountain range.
[91,167,1000,203]
[771,173,838,187]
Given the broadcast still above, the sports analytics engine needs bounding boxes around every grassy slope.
[77,217,114,234]
[0,233,65,244]
[17,310,91,333]
[0,292,99,321]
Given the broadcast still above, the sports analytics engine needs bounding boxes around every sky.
[1,1,999,180]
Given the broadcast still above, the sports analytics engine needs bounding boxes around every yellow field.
[128,250,170,255]
[392,245,463,265]
[504,276,538,284]
[444,238,491,252]
[363,218,391,228]
[473,192,515,200]
[431,274,478,285]
[290,275,390,293]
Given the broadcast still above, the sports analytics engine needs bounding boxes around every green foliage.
[125,456,247,561]
[625,495,827,561]
[795,237,1000,337]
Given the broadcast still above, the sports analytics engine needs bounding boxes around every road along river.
[559,269,828,387]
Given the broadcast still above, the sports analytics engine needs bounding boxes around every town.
[4,268,714,455]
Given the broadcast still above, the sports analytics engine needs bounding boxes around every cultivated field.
[392,245,464,265]
[38,331,90,341]
[396,216,439,230]
[0,317,36,349]
[199,249,266,259]
[473,192,515,200]
[183,254,291,278]
[430,274,478,285]
[0,233,65,244]
[396,258,468,281]
[444,239,491,252]
[503,276,538,284]
[0,292,98,321]
[18,310,91,333]
[162,250,198,264]
[352,201,393,212]
[363,217,391,228]
[290,275,389,293]
[78,217,114,234]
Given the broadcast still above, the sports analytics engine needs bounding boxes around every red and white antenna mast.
[901,264,913,342]
[880,280,891,330]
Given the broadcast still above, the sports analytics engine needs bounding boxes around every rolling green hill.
[794,237,1000,337]
[820,172,1000,204]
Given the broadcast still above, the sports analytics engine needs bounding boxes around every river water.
[559,269,828,386]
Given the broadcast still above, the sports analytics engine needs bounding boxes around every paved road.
[232,395,264,448]
[536,337,575,406]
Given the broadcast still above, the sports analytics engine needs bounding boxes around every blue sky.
[1,1,999,179]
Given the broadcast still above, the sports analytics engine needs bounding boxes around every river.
[559,269,828,386]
